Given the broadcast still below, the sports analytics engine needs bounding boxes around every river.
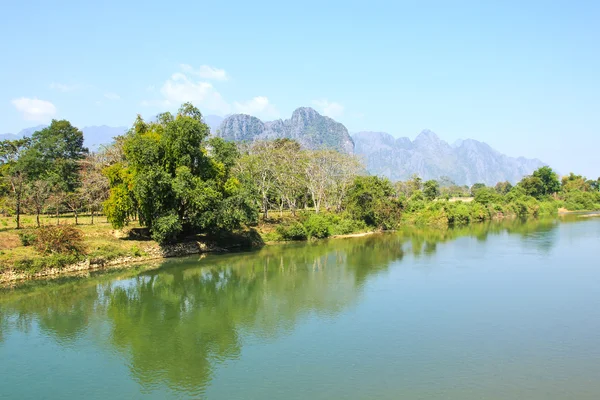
[1,217,599,399]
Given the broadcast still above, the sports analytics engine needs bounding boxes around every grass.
[0,213,153,274]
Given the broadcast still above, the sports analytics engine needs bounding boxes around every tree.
[0,138,30,229]
[304,150,338,214]
[26,180,52,227]
[80,153,110,224]
[495,181,513,195]
[423,180,440,201]
[345,176,401,229]
[470,183,486,197]
[474,187,499,205]
[104,103,256,243]
[561,173,590,193]
[532,166,560,197]
[20,120,88,192]
[65,191,84,225]
[235,141,278,219]
[518,175,544,198]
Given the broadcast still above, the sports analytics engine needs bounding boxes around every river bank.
[1,204,597,285]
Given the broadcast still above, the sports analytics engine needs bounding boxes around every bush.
[151,213,183,244]
[13,253,82,274]
[445,202,471,225]
[18,232,37,246]
[276,222,308,241]
[34,225,85,255]
[303,214,331,239]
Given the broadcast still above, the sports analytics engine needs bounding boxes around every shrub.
[34,225,85,255]
[18,232,37,246]
[130,245,143,257]
[13,253,82,274]
[151,213,183,244]
[276,222,308,241]
[303,214,331,239]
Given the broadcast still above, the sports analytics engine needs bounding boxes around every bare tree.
[234,141,278,220]
[26,180,52,227]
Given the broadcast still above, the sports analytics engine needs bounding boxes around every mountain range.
[352,130,544,186]
[3,108,544,185]
[217,107,354,154]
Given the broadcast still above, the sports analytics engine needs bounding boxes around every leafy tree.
[561,173,590,192]
[470,183,486,197]
[518,176,544,198]
[495,181,513,195]
[345,176,401,228]
[474,187,499,205]
[532,166,560,196]
[423,180,440,201]
[104,103,256,243]
[20,120,88,192]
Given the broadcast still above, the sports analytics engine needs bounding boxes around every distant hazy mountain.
[81,125,127,151]
[217,107,355,154]
[1,125,126,151]
[352,130,545,186]
[1,125,47,141]
[203,115,224,134]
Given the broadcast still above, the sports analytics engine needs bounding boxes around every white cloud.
[143,66,280,118]
[49,82,80,92]
[180,64,228,81]
[233,96,279,119]
[11,97,57,122]
[312,99,344,119]
[104,92,121,101]
[148,72,231,114]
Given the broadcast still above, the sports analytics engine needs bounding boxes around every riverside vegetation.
[1,103,600,277]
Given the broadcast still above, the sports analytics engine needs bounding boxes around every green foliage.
[470,183,486,196]
[18,232,37,246]
[13,253,82,274]
[103,103,258,242]
[563,191,600,211]
[474,187,499,205]
[518,176,545,198]
[533,166,560,196]
[423,180,440,201]
[151,213,183,244]
[276,222,308,241]
[20,120,88,191]
[303,214,331,239]
[345,176,401,229]
[34,225,85,255]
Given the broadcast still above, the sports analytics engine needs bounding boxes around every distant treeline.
[2,103,599,243]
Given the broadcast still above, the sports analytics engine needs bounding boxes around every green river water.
[1,217,600,399]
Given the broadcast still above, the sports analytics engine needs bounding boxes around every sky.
[1,0,599,178]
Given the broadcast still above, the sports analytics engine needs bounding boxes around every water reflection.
[0,217,573,396]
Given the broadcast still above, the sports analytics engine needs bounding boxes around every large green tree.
[532,166,560,197]
[104,103,257,243]
[20,120,88,192]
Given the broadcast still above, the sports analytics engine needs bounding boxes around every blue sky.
[1,0,599,178]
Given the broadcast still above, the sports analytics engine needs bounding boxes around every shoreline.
[1,230,383,286]
[3,210,600,286]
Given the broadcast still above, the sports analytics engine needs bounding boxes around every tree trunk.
[263,197,269,220]
[91,209,94,225]
[36,210,40,228]
[74,209,78,225]
[15,195,21,230]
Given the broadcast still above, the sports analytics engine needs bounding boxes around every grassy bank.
[1,192,598,283]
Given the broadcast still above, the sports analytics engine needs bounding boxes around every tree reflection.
[0,217,566,395]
